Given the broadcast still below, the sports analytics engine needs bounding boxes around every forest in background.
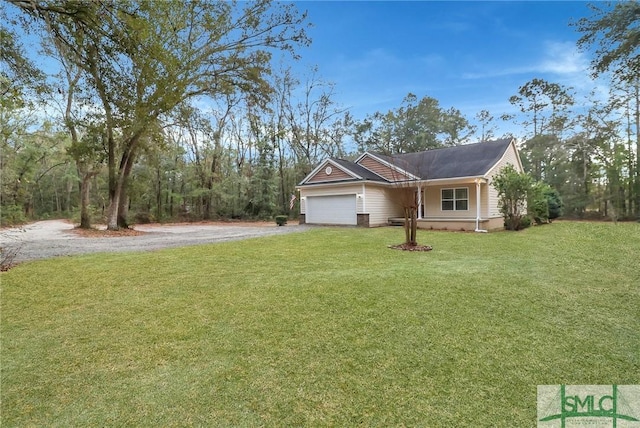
[1,1,638,227]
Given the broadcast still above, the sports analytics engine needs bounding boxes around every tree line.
[1,0,638,228]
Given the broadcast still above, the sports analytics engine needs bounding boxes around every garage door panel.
[306,195,357,225]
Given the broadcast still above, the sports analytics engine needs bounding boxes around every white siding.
[364,185,404,226]
[488,183,501,218]
[480,183,489,218]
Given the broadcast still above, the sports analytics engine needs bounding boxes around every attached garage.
[305,194,357,225]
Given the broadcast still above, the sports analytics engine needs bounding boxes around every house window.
[441,188,468,211]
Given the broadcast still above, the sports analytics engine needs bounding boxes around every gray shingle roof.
[300,139,514,185]
[373,139,512,180]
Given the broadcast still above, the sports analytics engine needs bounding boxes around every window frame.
[441,187,469,211]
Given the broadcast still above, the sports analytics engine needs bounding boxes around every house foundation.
[357,213,370,227]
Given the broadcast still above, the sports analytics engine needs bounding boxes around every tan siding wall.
[423,184,477,219]
[485,142,521,218]
[307,166,352,183]
[480,184,489,218]
[358,155,410,181]
[486,142,522,176]
[488,184,500,218]
[365,185,404,226]
[299,185,363,214]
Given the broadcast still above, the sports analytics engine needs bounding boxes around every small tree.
[399,187,418,246]
[544,187,564,221]
[492,164,532,230]
[528,182,550,225]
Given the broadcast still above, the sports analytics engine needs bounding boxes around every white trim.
[297,176,486,192]
[297,181,376,191]
[511,139,526,172]
[475,180,487,232]
[483,138,523,178]
[441,187,469,212]
[299,158,363,185]
[417,184,423,219]
[421,176,487,185]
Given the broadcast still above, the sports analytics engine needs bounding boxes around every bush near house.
[493,164,532,230]
[493,164,562,229]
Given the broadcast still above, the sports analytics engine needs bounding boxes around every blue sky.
[292,1,597,139]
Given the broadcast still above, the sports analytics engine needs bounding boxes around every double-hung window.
[441,188,468,211]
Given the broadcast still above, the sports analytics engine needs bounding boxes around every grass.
[1,221,639,426]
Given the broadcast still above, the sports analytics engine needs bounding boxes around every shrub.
[275,215,288,226]
[504,215,531,231]
[528,182,550,225]
[492,164,531,231]
[134,212,155,224]
[0,205,26,227]
[493,165,563,230]
[544,188,563,221]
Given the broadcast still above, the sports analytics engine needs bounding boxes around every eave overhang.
[298,158,363,186]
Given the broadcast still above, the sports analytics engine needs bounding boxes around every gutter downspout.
[475,179,487,233]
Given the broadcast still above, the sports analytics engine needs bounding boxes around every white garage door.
[306,195,357,225]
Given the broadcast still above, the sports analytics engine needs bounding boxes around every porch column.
[417,184,423,219]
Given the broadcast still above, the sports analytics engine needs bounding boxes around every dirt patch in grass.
[388,243,433,251]
[71,227,147,238]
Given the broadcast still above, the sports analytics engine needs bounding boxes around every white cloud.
[462,40,590,80]
[538,41,589,75]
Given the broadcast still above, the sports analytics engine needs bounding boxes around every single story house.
[296,138,524,231]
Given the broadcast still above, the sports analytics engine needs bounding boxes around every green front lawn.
[2,222,639,426]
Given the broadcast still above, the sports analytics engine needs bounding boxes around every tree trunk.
[79,173,93,229]
[635,83,640,219]
[66,176,73,214]
[106,161,127,230]
[117,192,129,229]
[410,207,418,246]
[404,207,410,245]
[106,186,121,230]
[107,143,138,230]
[156,165,162,221]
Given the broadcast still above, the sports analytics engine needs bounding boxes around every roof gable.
[299,158,388,185]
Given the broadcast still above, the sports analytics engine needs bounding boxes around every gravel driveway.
[1,220,312,264]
